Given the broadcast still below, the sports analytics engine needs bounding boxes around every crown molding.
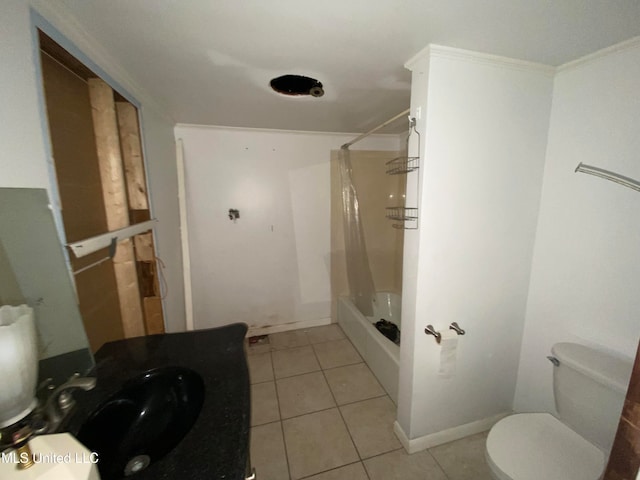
[406,44,555,76]
[557,36,640,73]
[404,44,435,71]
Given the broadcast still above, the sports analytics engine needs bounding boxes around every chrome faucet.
[44,373,96,432]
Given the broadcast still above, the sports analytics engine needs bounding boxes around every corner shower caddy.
[385,117,420,229]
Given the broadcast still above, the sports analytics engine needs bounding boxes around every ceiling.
[52,0,640,134]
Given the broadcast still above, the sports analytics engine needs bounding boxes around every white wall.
[514,40,640,413]
[0,0,185,333]
[175,125,399,333]
[0,0,50,190]
[140,109,185,333]
[397,46,554,444]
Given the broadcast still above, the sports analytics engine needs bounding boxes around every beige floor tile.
[272,345,321,379]
[429,431,493,480]
[283,408,359,480]
[340,396,401,459]
[364,448,448,480]
[251,422,290,480]
[248,352,274,384]
[302,462,368,480]
[276,371,335,419]
[246,342,272,355]
[313,339,362,370]
[306,324,346,344]
[324,363,385,405]
[251,381,280,426]
[270,329,310,350]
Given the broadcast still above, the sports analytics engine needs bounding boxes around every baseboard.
[247,317,332,337]
[393,412,510,454]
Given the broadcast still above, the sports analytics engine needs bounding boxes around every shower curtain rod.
[341,108,411,149]
[575,162,640,193]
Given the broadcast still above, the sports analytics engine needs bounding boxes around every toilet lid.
[486,413,605,480]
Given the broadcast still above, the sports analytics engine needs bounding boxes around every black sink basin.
[77,366,205,479]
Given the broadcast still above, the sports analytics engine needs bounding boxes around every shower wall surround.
[396,45,554,451]
[174,125,399,334]
[330,150,405,321]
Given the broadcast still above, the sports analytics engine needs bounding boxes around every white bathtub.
[337,292,401,404]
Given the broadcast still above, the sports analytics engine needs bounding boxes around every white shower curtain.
[338,147,376,316]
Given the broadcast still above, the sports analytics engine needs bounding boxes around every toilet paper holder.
[425,325,442,343]
[425,323,466,344]
[450,322,465,336]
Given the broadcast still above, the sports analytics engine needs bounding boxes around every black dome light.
[270,74,324,97]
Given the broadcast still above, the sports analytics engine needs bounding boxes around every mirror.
[0,188,94,384]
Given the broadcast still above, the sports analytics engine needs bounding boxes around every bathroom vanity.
[63,323,251,480]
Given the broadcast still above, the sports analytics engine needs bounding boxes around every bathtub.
[337,292,401,404]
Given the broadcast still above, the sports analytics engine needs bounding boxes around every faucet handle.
[56,374,97,411]
[60,373,97,390]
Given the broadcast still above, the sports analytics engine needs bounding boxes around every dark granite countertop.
[64,323,250,480]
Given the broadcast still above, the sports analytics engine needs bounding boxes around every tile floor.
[246,324,493,480]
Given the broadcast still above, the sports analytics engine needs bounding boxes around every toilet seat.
[486,413,605,480]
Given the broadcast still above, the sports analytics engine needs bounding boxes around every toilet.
[486,342,633,480]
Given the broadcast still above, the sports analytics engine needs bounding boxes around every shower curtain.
[338,147,376,316]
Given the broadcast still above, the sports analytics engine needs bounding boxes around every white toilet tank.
[552,342,633,453]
